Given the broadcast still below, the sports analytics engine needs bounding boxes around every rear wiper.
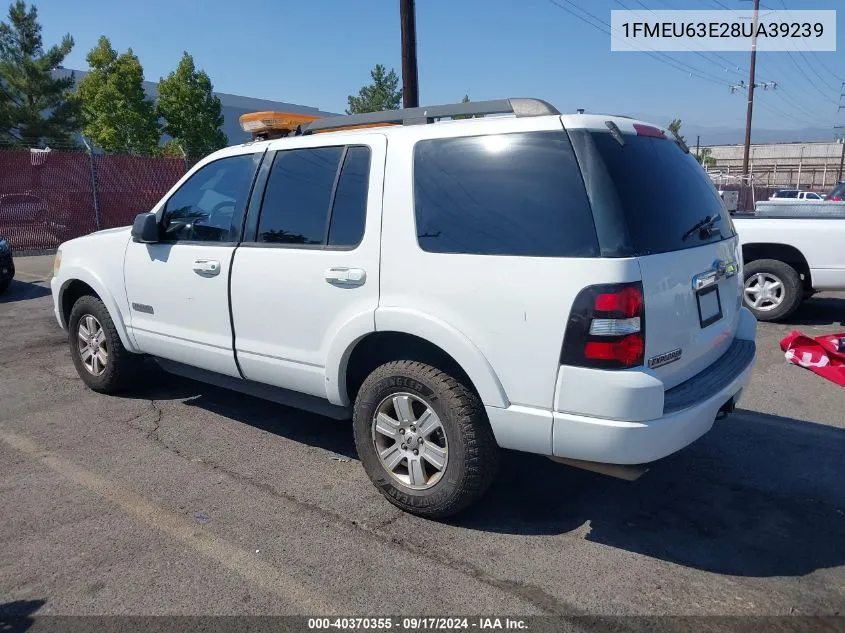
[681,214,722,241]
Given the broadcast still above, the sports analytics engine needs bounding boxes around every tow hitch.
[716,396,737,420]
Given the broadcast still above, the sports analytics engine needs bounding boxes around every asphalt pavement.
[1,256,843,616]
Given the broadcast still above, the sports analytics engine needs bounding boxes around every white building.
[703,140,845,191]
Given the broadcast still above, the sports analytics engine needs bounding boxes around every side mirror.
[131,212,159,243]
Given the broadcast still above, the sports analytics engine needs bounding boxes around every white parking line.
[0,426,334,614]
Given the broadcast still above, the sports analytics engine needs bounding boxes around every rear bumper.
[550,342,754,464]
[487,309,758,465]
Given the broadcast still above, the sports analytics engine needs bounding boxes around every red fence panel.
[0,148,96,251]
[0,148,189,251]
[94,154,186,229]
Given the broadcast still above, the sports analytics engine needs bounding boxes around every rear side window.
[258,147,343,244]
[413,131,599,257]
[328,147,371,247]
[256,145,371,247]
[569,130,735,256]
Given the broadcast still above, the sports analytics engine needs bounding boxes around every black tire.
[353,360,500,519]
[68,295,142,393]
[0,278,10,295]
[742,259,803,322]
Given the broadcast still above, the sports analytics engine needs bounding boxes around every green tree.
[346,64,401,114]
[696,146,716,167]
[160,138,185,158]
[157,52,226,162]
[0,0,79,146]
[668,118,685,145]
[75,36,160,154]
[453,94,483,120]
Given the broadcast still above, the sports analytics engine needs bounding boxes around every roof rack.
[296,98,559,136]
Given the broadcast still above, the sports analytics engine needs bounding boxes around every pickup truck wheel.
[742,259,802,322]
[353,360,499,519]
[68,295,142,394]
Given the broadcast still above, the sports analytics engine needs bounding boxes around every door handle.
[193,259,221,276]
[325,267,366,286]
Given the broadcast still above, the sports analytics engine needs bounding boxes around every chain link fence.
[0,146,189,252]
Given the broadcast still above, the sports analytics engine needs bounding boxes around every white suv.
[50,98,757,518]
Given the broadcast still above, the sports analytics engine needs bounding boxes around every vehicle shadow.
[0,280,50,303]
[454,409,845,578]
[0,599,46,632]
[124,367,845,578]
[126,362,358,460]
[780,294,845,327]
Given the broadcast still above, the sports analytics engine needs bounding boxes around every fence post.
[82,137,102,231]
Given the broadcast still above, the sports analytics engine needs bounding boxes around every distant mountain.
[626,111,837,145]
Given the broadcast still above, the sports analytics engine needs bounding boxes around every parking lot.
[1,255,843,616]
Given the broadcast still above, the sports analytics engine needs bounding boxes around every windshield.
[568,129,735,256]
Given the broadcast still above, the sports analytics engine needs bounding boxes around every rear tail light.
[561,282,646,369]
[829,196,843,201]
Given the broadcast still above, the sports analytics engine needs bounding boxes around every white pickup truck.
[734,211,845,321]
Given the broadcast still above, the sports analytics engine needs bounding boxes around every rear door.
[230,136,385,399]
[566,119,742,389]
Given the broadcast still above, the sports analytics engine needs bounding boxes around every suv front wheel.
[68,295,143,393]
[353,360,499,519]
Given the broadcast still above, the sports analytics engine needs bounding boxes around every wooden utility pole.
[400,0,419,108]
[838,138,845,183]
[740,0,760,181]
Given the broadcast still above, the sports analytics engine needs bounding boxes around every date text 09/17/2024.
[307,617,528,630]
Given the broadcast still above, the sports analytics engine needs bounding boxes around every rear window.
[830,183,845,198]
[413,131,599,257]
[568,129,735,256]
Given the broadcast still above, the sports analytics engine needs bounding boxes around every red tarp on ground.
[780,330,845,387]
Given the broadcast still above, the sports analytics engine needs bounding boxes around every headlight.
[0,238,9,254]
[53,250,62,276]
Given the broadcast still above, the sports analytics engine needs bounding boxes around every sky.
[30,0,845,138]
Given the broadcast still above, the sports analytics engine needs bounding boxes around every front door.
[124,151,262,377]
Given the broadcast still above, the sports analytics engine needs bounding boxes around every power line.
[616,0,748,78]
[546,0,729,86]
[808,51,845,85]
[784,50,841,106]
[774,0,841,106]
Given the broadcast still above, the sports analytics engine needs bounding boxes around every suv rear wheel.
[742,259,803,322]
[353,360,499,519]
[68,295,143,393]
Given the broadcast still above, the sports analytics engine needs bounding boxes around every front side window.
[162,153,260,243]
[413,132,599,257]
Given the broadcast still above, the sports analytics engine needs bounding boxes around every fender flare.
[57,266,139,353]
[324,306,509,408]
